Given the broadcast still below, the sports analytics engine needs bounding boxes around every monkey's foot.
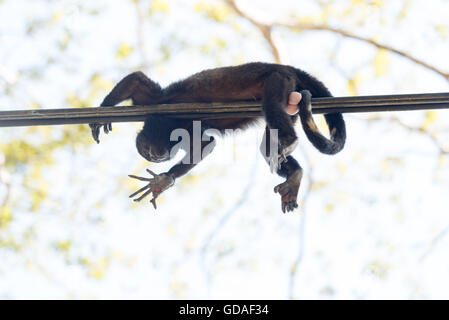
[128,169,175,209]
[274,168,302,213]
[89,122,112,143]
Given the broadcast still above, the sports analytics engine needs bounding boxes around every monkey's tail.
[298,90,346,155]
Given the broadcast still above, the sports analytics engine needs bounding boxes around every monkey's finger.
[285,200,294,213]
[274,183,288,194]
[281,193,294,213]
[108,123,112,131]
[104,124,109,134]
[94,126,101,143]
[146,169,158,177]
[133,188,152,202]
[292,202,298,210]
[128,174,153,182]
[90,126,98,142]
[129,184,151,198]
[150,197,157,209]
[287,202,295,212]
[94,133,100,144]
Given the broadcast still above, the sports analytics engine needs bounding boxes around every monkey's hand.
[128,169,175,209]
[274,168,302,213]
[89,122,112,144]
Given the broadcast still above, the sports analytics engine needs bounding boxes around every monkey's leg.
[260,126,303,213]
[90,71,162,143]
[129,135,216,208]
[262,72,298,168]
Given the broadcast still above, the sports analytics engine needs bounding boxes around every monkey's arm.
[90,71,163,143]
[129,136,216,208]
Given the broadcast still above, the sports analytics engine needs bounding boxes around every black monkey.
[89,62,346,213]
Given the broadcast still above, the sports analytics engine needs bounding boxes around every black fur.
[90,62,347,212]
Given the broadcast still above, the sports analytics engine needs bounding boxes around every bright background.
[0,0,449,299]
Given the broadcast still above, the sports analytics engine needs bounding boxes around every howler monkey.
[89,62,346,213]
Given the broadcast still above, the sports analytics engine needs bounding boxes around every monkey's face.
[147,143,171,162]
[136,132,172,163]
[136,117,179,163]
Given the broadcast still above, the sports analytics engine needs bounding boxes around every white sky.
[0,0,449,299]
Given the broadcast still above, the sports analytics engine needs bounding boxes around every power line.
[1,92,449,127]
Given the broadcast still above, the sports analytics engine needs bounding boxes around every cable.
[1,92,448,127]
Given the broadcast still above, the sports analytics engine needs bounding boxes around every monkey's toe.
[103,123,112,134]
[281,194,298,213]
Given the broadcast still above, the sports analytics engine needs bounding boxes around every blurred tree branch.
[225,0,318,299]
[419,222,449,262]
[225,0,449,82]
[200,154,259,284]
[132,0,151,70]
[225,0,281,63]
[226,0,449,299]
[278,22,449,82]
[288,144,313,299]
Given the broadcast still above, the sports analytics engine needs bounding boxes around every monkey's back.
[157,62,331,131]
[161,62,295,103]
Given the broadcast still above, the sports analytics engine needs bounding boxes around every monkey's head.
[136,116,180,163]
